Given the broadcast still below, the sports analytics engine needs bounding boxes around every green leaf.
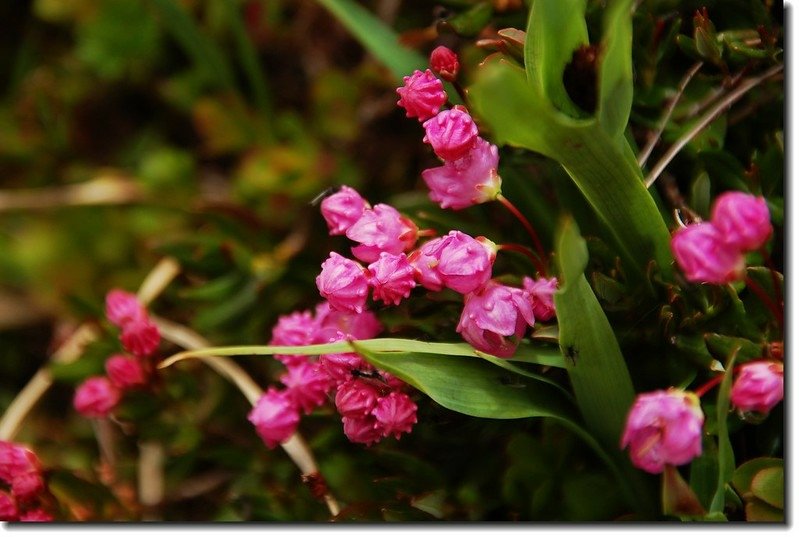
[444,2,493,37]
[597,0,634,138]
[524,0,588,117]
[731,457,782,495]
[662,465,706,517]
[709,348,738,513]
[315,0,426,81]
[750,467,784,509]
[745,498,784,522]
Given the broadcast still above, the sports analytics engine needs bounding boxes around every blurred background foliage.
[0,0,783,521]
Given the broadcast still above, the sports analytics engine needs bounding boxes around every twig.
[138,441,165,521]
[638,62,703,167]
[0,175,142,212]
[645,64,784,188]
[152,316,341,517]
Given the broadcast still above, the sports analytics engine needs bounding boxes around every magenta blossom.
[270,309,317,367]
[342,415,383,446]
[421,137,502,210]
[621,389,704,474]
[671,223,745,284]
[105,289,146,327]
[730,361,784,414]
[319,352,373,385]
[711,191,772,251]
[105,354,147,389]
[280,362,333,414]
[429,46,459,82]
[372,392,417,440]
[320,186,370,236]
[18,508,54,522]
[414,231,497,294]
[522,276,558,321]
[346,204,419,263]
[0,442,44,503]
[120,318,160,357]
[457,280,535,358]
[248,388,300,449]
[335,379,382,418]
[316,252,370,314]
[368,252,417,306]
[314,302,382,343]
[0,491,17,521]
[396,69,447,121]
[73,376,122,418]
[423,107,479,162]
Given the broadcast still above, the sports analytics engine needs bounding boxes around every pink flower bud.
[346,204,419,263]
[423,107,479,161]
[270,309,318,367]
[457,280,535,358]
[372,392,417,440]
[335,379,382,418]
[396,69,447,121]
[522,276,558,321]
[417,231,496,294]
[18,508,53,522]
[316,252,370,314]
[429,46,459,82]
[407,246,444,292]
[711,191,772,251]
[73,376,122,418]
[0,442,41,493]
[320,186,370,236]
[671,223,745,284]
[11,472,44,502]
[730,361,783,414]
[421,137,502,210]
[341,415,383,446]
[0,491,17,521]
[105,354,147,389]
[621,389,704,474]
[367,252,417,306]
[280,362,333,414]
[319,352,373,385]
[105,289,146,327]
[120,318,161,357]
[314,302,382,343]
[248,388,300,449]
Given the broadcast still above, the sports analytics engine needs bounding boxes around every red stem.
[496,194,548,275]
[499,243,547,275]
[744,276,784,331]
[694,364,746,398]
[758,246,783,310]
[417,228,438,238]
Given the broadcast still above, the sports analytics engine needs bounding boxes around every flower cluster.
[73,290,160,418]
[0,441,53,521]
[248,302,417,447]
[397,48,502,211]
[671,191,772,284]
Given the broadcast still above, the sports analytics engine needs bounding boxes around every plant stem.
[498,243,546,275]
[759,246,784,313]
[645,64,784,188]
[496,194,547,273]
[744,276,784,331]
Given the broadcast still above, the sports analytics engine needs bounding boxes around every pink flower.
[270,309,317,367]
[456,280,535,358]
[11,472,44,502]
[0,491,17,521]
[73,376,122,418]
[105,289,146,327]
[730,361,784,414]
[342,415,383,446]
[280,362,333,414]
[671,223,745,284]
[421,138,502,210]
[319,352,373,384]
[396,69,447,121]
[620,389,704,474]
[522,276,558,321]
[416,231,497,294]
[315,252,370,314]
[430,46,459,82]
[105,354,147,389]
[367,252,417,306]
[248,388,300,449]
[314,302,382,343]
[408,247,444,292]
[346,204,419,263]
[711,191,772,251]
[372,392,417,440]
[320,186,370,236]
[422,107,479,161]
[0,441,41,484]
[120,318,161,357]
[18,508,53,522]
[335,379,382,418]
